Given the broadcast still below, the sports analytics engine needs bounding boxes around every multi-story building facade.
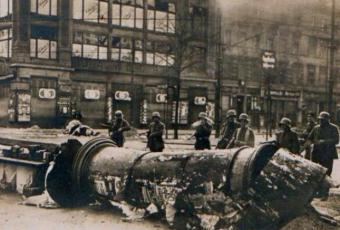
[0,0,217,128]
[220,0,340,128]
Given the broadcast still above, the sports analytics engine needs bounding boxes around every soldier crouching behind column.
[191,112,213,150]
[275,117,300,155]
[108,110,131,147]
[147,112,165,152]
[230,113,255,148]
[306,111,340,176]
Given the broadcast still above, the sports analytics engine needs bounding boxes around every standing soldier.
[275,117,300,155]
[147,112,165,152]
[302,112,317,160]
[109,110,131,147]
[192,112,213,150]
[232,113,255,148]
[217,109,240,149]
[306,111,339,176]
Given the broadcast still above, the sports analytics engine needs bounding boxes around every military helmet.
[226,109,237,118]
[318,111,330,120]
[279,117,292,127]
[152,111,161,118]
[198,112,208,119]
[239,113,249,121]
[115,110,123,117]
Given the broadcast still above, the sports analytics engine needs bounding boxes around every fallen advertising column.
[46,138,333,229]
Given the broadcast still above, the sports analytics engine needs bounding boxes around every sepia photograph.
[1,0,340,229]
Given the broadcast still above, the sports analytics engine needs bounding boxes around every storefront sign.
[39,88,56,99]
[194,96,206,105]
[156,93,167,103]
[84,89,100,100]
[269,90,300,98]
[114,91,131,101]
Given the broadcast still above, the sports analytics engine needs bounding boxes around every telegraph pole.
[328,0,336,114]
[215,13,222,138]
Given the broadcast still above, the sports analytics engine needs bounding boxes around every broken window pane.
[83,33,98,45]
[147,9,155,30]
[99,0,108,23]
[84,0,99,22]
[73,0,82,19]
[37,39,50,59]
[120,48,133,62]
[155,11,167,32]
[136,7,144,29]
[135,40,143,50]
[168,13,175,33]
[72,44,82,57]
[111,36,121,48]
[121,5,135,27]
[120,37,132,49]
[112,4,121,25]
[38,0,50,15]
[155,52,167,66]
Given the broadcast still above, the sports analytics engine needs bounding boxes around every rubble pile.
[45,138,335,229]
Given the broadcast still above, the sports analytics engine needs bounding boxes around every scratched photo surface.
[0,0,340,229]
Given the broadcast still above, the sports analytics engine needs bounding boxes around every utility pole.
[215,13,222,138]
[328,0,336,114]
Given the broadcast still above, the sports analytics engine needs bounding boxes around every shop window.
[147,10,155,30]
[72,32,108,60]
[155,11,168,32]
[0,0,12,17]
[31,0,58,16]
[112,0,144,29]
[110,36,143,63]
[30,26,58,59]
[0,28,12,58]
[146,53,154,65]
[155,53,167,66]
[147,0,176,33]
[74,0,108,24]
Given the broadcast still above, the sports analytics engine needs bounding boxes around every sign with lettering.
[114,91,131,101]
[39,88,56,99]
[156,93,167,103]
[84,89,100,100]
[194,96,207,105]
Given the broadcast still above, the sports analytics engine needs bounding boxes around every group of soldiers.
[106,109,339,176]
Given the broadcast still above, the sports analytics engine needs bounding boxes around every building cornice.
[10,63,74,72]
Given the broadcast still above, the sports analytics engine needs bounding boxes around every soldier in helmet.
[192,112,213,150]
[275,117,300,154]
[231,113,255,148]
[217,109,240,149]
[147,112,165,152]
[306,111,339,176]
[109,110,131,147]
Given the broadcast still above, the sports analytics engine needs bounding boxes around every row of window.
[0,29,12,58]
[31,0,58,16]
[30,39,57,59]
[72,32,174,65]
[0,0,12,17]
[73,0,175,33]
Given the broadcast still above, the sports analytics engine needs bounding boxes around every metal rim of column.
[71,137,117,203]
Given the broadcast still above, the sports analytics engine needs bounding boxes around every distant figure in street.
[64,110,98,136]
[302,112,317,160]
[192,112,213,150]
[275,117,300,155]
[231,113,255,148]
[147,112,165,152]
[217,109,240,149]
[306,111,339,176]
[109,110,131,147]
